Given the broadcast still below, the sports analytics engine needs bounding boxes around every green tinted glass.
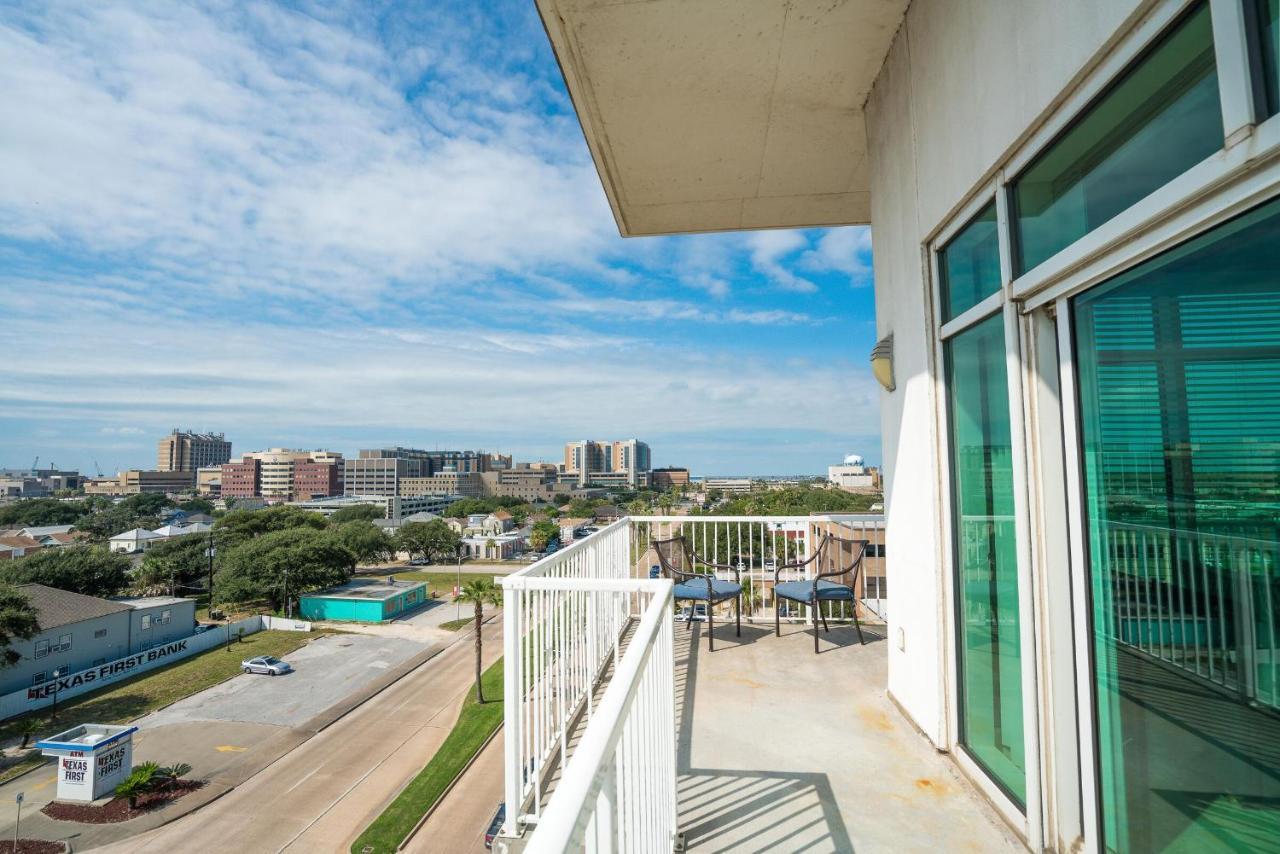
[1012,3,1223,274]
[939,202,1001,322]
[1073,196,1280,853]
[1259,0,1280,117]
[945,313,1025,806]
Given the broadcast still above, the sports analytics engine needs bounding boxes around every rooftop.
[17,583,131,629]
[116,595,191,610]
[302,579,425,602]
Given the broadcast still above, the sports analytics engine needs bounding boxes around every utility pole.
[283,568,290,619]
[455,548,463,621]
[205,531,217,619]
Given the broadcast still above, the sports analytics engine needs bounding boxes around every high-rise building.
[156,431,231,472]
[563,439,652,487]
[344,448,507,496]
[220,449,343,502]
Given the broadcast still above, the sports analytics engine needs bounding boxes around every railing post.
[502,579,521,838]
[594,761,618,853]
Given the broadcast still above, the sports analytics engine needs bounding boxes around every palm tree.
[456,578,502,703]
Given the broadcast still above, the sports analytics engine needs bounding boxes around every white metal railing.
[499,512,886,850]
[630,515,886,623]
[523,579,675,853]
[500,518,638,837]
[1102,522,1280,709]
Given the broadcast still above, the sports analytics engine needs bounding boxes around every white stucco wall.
[864,0,1146,746]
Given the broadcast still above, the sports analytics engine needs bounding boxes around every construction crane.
[92,459,103,477]
[30,456,38,472]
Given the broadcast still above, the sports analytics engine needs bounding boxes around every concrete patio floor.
[675,619,1024,853]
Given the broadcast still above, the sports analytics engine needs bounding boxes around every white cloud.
[801,227,874,284]
[0,310,878,440]
[0,2,614,303]
[98,426,144,435]
[746,231,818,293]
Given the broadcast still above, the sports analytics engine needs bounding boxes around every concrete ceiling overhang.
[536,0,908,237]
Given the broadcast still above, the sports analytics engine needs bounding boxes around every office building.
[650,467,690,491]
[195,467,222,497]
[156,431,231,472]
[0,585,195,697]
[83,470,195,496]
[0,469,82,499]
[344,448,507,497]
[400,471,485,498]
[828,455,881,492]
[563,439,652,487]
[289,493,457,522]
[219,450,343,502]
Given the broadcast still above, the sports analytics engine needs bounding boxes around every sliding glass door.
[1073,197,1280,852]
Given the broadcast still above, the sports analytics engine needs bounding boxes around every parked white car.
[242,655,293,676]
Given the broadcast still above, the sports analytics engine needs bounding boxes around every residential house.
[108,528,163,554]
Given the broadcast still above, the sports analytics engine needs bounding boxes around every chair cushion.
[673,577,742,601]
[775,579,854,603]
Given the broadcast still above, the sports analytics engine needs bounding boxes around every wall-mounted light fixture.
[870,334,895,391]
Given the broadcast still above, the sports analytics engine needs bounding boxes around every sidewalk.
[402,730,505,854]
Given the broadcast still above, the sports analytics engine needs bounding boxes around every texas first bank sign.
[27,639,190,701]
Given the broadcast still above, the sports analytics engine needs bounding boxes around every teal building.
[298,579,428,623]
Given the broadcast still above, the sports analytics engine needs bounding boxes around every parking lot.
[144,632,432,728]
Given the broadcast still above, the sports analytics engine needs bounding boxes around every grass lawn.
[391,571,473,595]
[0,629,321,746]
[438,618,473,632]
[351,659,504,854]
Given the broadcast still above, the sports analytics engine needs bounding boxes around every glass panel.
[1073,196,1280,853]
[1012,3,1223,275]
[939,202,1001,322]
[1259,0,1280,118]
[945,312,1026,806]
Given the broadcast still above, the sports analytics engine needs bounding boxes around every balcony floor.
[675,619,1024,853]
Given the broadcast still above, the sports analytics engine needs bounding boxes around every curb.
[396,722,504,851]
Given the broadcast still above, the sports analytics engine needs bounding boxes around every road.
[402,729,505,854]
[92,619,503,854]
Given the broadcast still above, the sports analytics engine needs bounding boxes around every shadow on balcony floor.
[674,620,1023,853]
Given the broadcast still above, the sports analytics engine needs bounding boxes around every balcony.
[497,516,1022,852]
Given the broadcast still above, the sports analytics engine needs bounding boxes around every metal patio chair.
[774,533,870,653]
[653,535,743,651]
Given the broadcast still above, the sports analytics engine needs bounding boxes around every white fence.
[524,579,675,853]
[1,615,265,720]
[499,518,637,837]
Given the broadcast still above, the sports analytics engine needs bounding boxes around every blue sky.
[0,1,880,477]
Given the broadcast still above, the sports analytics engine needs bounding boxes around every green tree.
[565,497,600,518]
[174,498,215,516]
[213,505,328,548]
[0,498,85,527]
[529,520,558,552]
[333,521,394,567]
[396,519,461,564]
[215,528,353,611]
[456,579,502,703]
[2,546,130,597]
[136,533,213,593]
[328,504,383,525]
[0,586,40,667]
[553,493,571,506]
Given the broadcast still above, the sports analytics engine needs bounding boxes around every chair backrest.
[813,533,871,587]
[653,535,694,580]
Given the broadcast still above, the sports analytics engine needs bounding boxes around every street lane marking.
[215,745,248,752]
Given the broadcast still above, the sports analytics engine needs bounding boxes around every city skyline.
[0,0,880,478]
[1,428,880,480]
